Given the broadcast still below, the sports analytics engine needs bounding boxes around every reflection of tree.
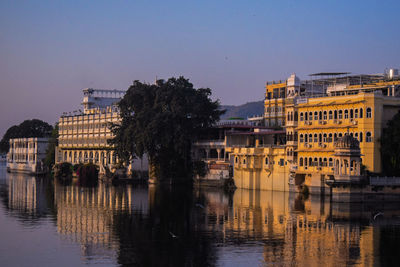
[111,185,217,267]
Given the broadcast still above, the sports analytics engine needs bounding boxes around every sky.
[1,0,400,137]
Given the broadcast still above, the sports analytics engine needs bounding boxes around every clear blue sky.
[1,0,399,136]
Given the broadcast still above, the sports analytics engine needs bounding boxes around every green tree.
[44,123,59,168]
[110,77,223,182]
[0,119,53,153]
[381,111,400,176]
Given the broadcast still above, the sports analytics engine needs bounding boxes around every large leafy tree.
[381,111,400,176]
[110,77,223,182]
[0,119,53,153]
[44,123,59,168]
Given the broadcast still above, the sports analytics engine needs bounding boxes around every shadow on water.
[111,184,217,267]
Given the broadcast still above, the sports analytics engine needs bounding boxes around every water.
[0,163,400,266]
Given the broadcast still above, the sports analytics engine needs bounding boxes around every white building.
[7,137,49,174]
[56,88,148,174]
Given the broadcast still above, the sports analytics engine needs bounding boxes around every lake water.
[1,163,400,266]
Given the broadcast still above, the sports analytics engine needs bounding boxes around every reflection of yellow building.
[201,189,385,266]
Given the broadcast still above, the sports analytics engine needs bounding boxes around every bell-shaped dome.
[335,135,359,149]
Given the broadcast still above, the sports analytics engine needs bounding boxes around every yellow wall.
[228,146,289,191]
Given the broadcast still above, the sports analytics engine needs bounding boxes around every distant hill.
[220,100,264,120]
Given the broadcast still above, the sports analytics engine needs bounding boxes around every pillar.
[217,149,221,160]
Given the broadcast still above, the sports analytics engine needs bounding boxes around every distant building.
[7,137,49,174]
[56,88,148,174]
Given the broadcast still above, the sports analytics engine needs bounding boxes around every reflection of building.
[199,189,394,266]
[54,182,148,257]
[6,174,50,218]
[7,138,49,174]
[56,88,148,173]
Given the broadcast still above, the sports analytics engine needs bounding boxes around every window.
[300,112,304,121]
[366,107,372,118]
[299,158,303,166]
[359,132,363,142]
[334,110,338,120]
[338,110,343,119]
[300,134,304,143]
[344,110,349,119]
[350,109,353,119]
[314,134,318,143]
[354,109,358,118]
[366,132,372,142]
[305,112,308,120]
[319,111,322,120]
[243,158,246,164]
[265,157,269,165]
[309,134,312,142]
[319,133,322,143]
[305,157,308,166]
[309,112,313,121]
[323,158,327,167]
[279,159,284,166]
[323,111,327,120]
[339,133,343,138]
[314,111,318,120]
[314,157,318,167]
[329,158,333,167]
[360,108,363,118]
[323,134,327,142]
[328,110,333,120]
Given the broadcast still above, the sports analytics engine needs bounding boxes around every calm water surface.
[1,163,400,266]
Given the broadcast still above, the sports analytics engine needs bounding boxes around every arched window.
[323,158,327,167]
[305,134,308,143]
[69,151,72,161]
[314,111,318,120]
[344,109,349,119]
[354,108,358,118]
[95,152,99,163]
[366,107,372,118]
[299,158,303,166]
[319,111,322,120]
[359,108,363,118]
[309,134,312,142]
[243,158,246,164]
[314,134,318,143]
[305,157,308,166]
[323,133,327,142]
[314,157,318,166]
[265,157,269,165]
[328,133,333,142]
[309,157,313,166]
[299,134,304,143]
[359,132,363,142]
[329,158,333,167]
[319,157,322,166]
[328,110,333,120]
[74,152,77,163]
[323,111,327,120]
[319,133,322,143]
[339,133,343,138]
[309,112,313,121]
[305,112,308,120]
[334,110,338,120]
[350,109,353,119]
[334,133,338,141]
[338,110,343,119]
[294,111,298,121]
[235,157,238,164]
[64,151,67,161]
[366,132,372,142]
[300,112,304,121]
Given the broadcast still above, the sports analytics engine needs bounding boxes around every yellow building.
[231,71,400,193]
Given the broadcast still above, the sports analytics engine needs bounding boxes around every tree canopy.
[110,77,223,182]
[0,119,53,153]
[381,111,400,176]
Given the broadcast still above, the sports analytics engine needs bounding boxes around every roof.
[309,72,351,76]
[226,130,285,136]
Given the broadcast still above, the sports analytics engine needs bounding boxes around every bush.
[193,161,207,178]
[53,162,73,178]
[76,163,99,186]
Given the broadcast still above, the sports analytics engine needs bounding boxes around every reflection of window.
[366,132,372,142]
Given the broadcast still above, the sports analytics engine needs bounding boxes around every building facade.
[7,137,49,174]
[56,88,148,173]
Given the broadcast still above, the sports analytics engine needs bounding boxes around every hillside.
[220,100,264,119]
